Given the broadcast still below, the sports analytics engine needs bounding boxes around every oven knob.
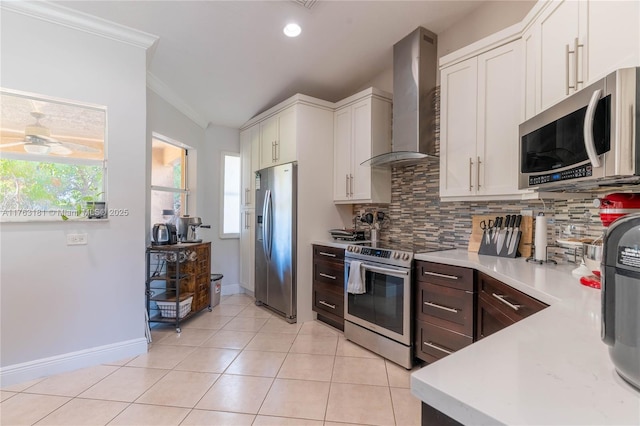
[354,246,361,253]
[393,252,400,259]
[347,246,353,252]
[402,253,410,261]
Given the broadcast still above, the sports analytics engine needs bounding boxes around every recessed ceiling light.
[283,23,302,38]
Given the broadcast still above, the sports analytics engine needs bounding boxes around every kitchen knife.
[508,215,523,255]
[492,217,503,244]
[496,215,510,255]
[489,216,500,243]
[503,215,513,254]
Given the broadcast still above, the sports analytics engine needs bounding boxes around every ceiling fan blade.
[0,141,27,148]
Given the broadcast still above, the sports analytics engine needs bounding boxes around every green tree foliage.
[0,158,103,213]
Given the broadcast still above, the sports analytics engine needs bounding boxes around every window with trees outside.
[0,89,106,222]
[150,134,188,228]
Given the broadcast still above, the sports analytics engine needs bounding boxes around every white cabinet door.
[538,0,581,110]
[440,57,478,197]
[251,125,260,173]
[350,99,373,201]
[477,41,523,196]
[260,115,277,169]
[333,107,352,201]
[276,106,296,165]
[239,209,255,293]
[584,0,640,84]
[522,24,539,120]
[240,125,259,208]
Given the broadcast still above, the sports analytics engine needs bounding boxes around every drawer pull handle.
[423,271,459,280]
[319,273,336,280]
[424,341,453,355]
[319,300,336,310]
[319,251,337,258]
[424,301,459,314]
[492,293,522,311]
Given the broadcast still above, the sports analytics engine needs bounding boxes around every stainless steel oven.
[344,245,413,369]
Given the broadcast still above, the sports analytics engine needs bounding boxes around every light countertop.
[312,240,370,250]
[411,249,640,425]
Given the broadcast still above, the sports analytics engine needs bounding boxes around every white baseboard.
[221,283,242,296]
[0,338,147,387]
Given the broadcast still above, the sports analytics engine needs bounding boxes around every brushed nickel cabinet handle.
[574,38,584,89]
[469,157,473,191]
[319,300,336,310]
[349,174,353,197]
[492,293,522,311]
[424,301,459,314]
[319,251,337,258]
[477,156,481,189]
[319,273,336,280]
[566,43,572,95]
[424,341,453,355]
[423,271,459,280]
[346,174,349,197]
[275,140,279,161]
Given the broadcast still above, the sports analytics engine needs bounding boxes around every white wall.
[0,9,150,384]
[201,126,241,294]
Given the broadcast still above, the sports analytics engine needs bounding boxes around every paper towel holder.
[526,245,559,265]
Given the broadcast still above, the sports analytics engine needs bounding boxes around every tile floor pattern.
[1,294,422,425]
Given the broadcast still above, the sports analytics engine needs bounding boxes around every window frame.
[149,132,190,225]
[219,151,241,239]
[0,88,107,222]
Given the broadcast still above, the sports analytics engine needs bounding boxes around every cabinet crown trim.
[240,94,335,130]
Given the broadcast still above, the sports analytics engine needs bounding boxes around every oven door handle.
[361,264,409,276]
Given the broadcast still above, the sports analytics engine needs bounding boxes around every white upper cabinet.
[525,0,640,118]
[259,106,297,169]
[440,41,525,199]
[333,88,391,204]
[240,124,259,209]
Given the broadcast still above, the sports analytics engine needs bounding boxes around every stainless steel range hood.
[362,27,438,167]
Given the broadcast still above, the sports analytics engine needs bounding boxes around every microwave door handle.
[583,88,603,168]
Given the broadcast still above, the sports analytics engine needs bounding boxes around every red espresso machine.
[582,193,640,288]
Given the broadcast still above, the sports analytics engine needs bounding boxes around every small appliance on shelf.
[329,229,365,241]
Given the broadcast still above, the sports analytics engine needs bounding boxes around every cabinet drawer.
[416,320,472,363]
[314,260,344,287]
[416,261,474,291]
[313,288,344,319]
[477,292,516,340]
[416,281,474,336]
[313,245,345,261]
[478,272,547,323]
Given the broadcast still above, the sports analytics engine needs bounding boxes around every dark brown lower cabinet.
[476,272,548,340]
[421,402,462,426]
[312,244,345,330]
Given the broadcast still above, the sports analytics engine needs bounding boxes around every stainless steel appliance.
[152,223,177,245]
[344,244,414,368]
[255,163,297,322]
[602,212,640,390]
[177,216,206,243]
[519,67,640,191]
[361,27,438,166]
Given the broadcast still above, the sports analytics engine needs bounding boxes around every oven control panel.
[346,245,413,266]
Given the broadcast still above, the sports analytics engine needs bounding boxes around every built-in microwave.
[519,67,639,191]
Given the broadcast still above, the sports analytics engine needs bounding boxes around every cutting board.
[468,215,533,258]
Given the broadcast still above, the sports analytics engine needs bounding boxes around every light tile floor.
[1,294,421,425]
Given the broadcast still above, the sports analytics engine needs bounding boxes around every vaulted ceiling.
[53,0,488,129]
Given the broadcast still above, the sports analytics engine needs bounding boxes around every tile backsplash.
[354,160,606,259]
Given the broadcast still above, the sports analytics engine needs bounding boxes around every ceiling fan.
[1,111,101,156]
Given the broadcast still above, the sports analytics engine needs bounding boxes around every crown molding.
[147,72,210,129]
[1,0,159,50]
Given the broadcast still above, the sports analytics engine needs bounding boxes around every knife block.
[470,215,532,258]
[478,230,522,258]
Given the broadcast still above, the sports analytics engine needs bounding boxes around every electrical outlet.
[67,233,88,245]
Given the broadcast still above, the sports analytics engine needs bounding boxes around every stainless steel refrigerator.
[255,162,297,322]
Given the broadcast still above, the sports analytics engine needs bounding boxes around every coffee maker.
[177,215,209,243]
[602,212,640,390]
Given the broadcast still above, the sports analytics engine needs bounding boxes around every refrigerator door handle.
[262,189,271,260]
[265,189,273,259]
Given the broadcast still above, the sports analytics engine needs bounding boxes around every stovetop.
[345,241,454,268]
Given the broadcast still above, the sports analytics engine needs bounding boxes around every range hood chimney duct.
[362,27,438,167]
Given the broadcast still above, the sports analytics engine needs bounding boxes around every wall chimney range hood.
[362,27,438,167]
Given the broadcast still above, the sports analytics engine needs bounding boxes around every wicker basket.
[156,296,193,319]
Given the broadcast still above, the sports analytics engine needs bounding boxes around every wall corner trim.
[1,0,159,50]
[0,338,148,388]
[147,72,210,129]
